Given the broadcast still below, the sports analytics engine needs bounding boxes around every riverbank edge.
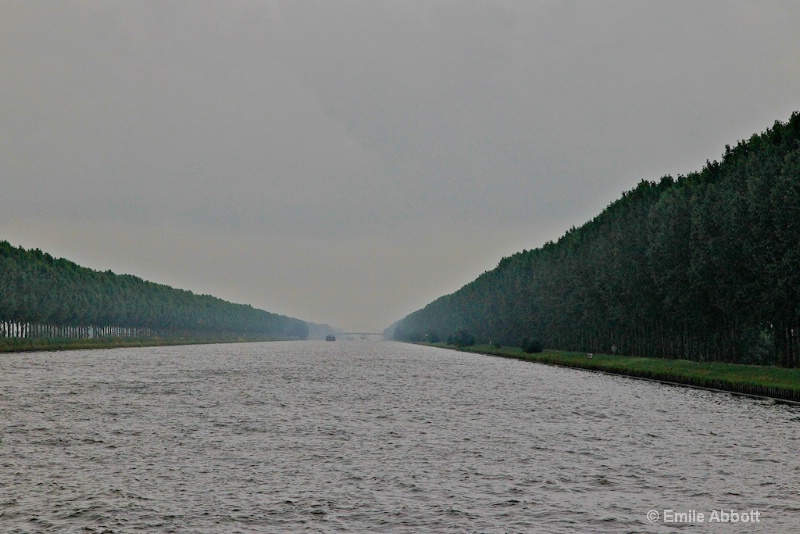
[0,336,295,354]
[420,343,800,405]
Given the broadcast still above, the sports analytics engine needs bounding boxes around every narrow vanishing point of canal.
[1,341,797,532]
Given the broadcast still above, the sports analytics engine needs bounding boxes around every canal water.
[1,341,797,532]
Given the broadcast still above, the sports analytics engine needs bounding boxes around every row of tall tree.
[0,242,309,340]
[392,112,800,367]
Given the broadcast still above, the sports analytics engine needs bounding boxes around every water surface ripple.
[1,341,797,532]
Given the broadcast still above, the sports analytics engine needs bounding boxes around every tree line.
[0,242,309,341]
[392,112,800,367]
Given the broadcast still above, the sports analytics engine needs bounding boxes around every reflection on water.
[0,341,797,532]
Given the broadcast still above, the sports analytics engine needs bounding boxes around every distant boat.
[325,335,336,341]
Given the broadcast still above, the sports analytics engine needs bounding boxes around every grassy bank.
[428,343,800,404]
[0,336,288,354]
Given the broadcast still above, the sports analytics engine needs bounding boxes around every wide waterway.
[1,341,797,532]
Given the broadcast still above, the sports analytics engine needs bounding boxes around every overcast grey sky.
[2,1,799,331]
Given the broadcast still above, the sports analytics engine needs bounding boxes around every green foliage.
[448,330,475,347]
[394,111,800,367]
[522,338,543,353]
[0,242,309,341]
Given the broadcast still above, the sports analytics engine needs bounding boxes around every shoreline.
[0,336,295,354]
[423,343,800,405]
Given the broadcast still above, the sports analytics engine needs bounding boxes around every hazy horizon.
[3,1,799,331]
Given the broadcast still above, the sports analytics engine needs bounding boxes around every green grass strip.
[428,343,800,404]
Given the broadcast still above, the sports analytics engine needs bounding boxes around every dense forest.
[392,112,800,367]
[0,242,309,341]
